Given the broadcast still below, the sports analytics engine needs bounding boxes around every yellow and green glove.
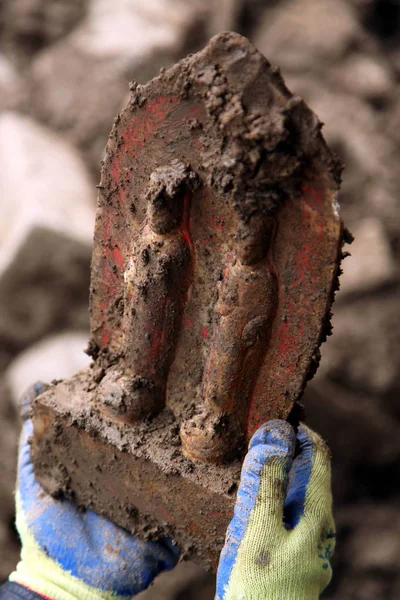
[9,382,180,600]
[215,420,335,600]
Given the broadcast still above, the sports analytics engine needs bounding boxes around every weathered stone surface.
[1,0,88,55]
[317,292,400,397]
[338,218,397,295]
[1,0,399,594]
[0,113,94,368]
[330,503,400,599]
[29,0,208,172]
[254,0,400,250]
[32,378,239,571]
[0,378,19,580]
[5,332,91,408]
[0,54,26,111]
[254,0,364,71]
[136,562,214,599]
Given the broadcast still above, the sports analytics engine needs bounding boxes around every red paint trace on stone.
[200,327,209,339]
[180,192,193,251]
[183,316,192,330]
[111,246,124,270]
[95,96,180,349]
[246,187,330,437]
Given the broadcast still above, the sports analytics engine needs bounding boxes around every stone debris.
[331,504,400,599]
[0,0,399,595]
[339,218,397,295]
[1,0,88,57]
[28,0,210,173]
[136,562,215,600]
[0,54,26,111]
[330,52,395,101]
[0,113,94,368]
[317,292,400,397]
[0,378,19,581]
[5,332,91,409]
[254,0,365,70]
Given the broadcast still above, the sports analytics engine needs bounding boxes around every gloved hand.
[216,420,335,600]
[9,382,180,600]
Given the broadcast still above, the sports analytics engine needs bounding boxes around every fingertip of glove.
[248,420,296,456]
[297,423,331,460]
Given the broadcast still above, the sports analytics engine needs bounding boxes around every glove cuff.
[11,500,124,600]
[10,558,105,600]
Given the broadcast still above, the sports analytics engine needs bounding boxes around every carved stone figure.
[98,160,196,423]
[181,213,278,463]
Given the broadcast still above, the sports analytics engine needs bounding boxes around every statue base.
[31,370,241,572]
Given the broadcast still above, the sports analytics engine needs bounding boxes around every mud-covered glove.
[9,382,180,600]
[216,420,335,600]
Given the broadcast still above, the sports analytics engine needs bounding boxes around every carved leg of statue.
[98,161,196,424]
[181,312,269,464]
[97,293,173,423]
[95,365,160,424]
[100,242,191,423]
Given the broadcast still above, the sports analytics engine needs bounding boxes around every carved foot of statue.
[97,367,162,424]
[180,410,244,465]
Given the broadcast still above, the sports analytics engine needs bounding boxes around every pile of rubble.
[0,0,399,597]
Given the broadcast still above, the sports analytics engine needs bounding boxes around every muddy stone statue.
[180,214,278,463]
[30,33,344,572]
[98,160,197,423]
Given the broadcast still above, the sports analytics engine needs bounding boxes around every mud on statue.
[98,159,198,423]
[181,212,278,464]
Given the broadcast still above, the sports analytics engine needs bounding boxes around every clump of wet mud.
[131,32,342,224]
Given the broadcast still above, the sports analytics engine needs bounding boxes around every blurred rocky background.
[0,0,399,598]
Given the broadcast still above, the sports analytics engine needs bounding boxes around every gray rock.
[316,292,400,397]
[5,331,91,408]
[305,380,400,469]
[327,503,400,599]
[0,113,95,369]
[339,218,397,295]
[254,0,364,72]
[0,54,26,111]
[137,562,215,599]
[1,0,88,56]
[329,52,395,101]
[0,378,19,582]
[29,0,208,173]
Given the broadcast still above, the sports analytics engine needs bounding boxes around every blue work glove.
[216,420,335,600]
[9,383,180,600]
